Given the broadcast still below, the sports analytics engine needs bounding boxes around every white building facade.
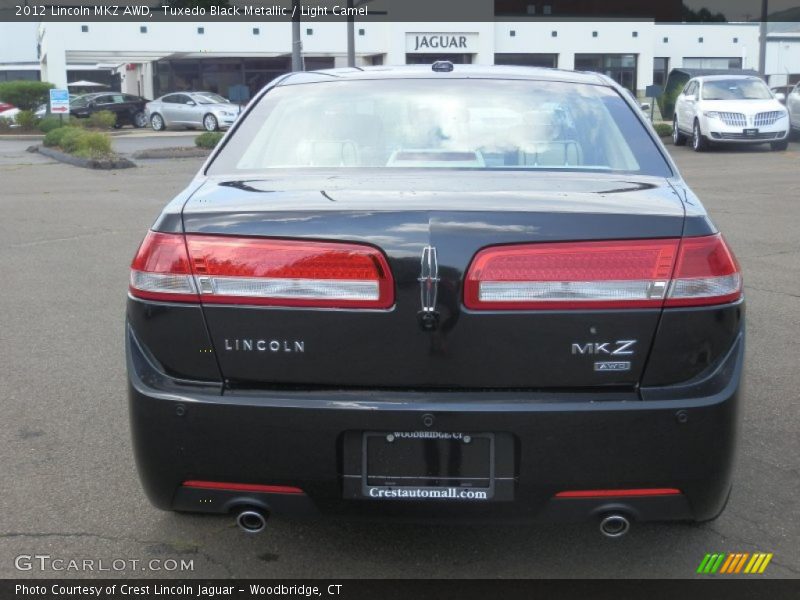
[2,20,797,99]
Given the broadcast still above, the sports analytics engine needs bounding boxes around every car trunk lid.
[180,171,686,390]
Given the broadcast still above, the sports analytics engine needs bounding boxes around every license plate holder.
[743,128,759,136]
[361,432,495,500]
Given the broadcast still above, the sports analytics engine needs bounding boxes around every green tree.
[681,5,727,22]
[0,81,55,111]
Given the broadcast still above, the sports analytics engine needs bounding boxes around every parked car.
[770,85,793,104]
[145,91,240,132]
[127,65,745,535]
[70,92,149,128]
[0,107,19,123]
[35,94,83,118]
[787,82,800,138]
[673,75,790,151]
[0,101,14,113]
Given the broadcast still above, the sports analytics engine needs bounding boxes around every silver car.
[146,91,240,132]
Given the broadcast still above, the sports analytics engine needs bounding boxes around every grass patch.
[654,122,673,138]
[195,131,224,149]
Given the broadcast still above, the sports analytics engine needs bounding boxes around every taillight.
[129,232,394,308]
[464,234,741,310]
[130,231,199,303]
[663,234,742,307]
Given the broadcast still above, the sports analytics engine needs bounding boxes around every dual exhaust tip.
[234,507,631,538]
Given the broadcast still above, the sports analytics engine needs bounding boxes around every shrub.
[15,110,38,131]
[38,116,64,133]
[43,125,79,147]
[195,131,224,149]
[44,126,113,159]
[0,117,11,132]
[68,116,88,128]
[58,127,86,154]
[654,122,673,137]
[88,110,116,129]
[74,131,112,158]
[0,81,55,111]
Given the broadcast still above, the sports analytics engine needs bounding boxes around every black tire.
[203,113,219,132]
[672,117,687,146]
[150,113,166,131]
[771,139,789,151]
[692,119,708,152]
[133,111,148,129]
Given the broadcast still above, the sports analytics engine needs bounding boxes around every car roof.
[276,64,611,87]
[692,75,763,82]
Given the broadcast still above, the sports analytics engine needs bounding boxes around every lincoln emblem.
[418,246,440,330]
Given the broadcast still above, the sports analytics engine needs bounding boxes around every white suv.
[673,75,790,151]
[788,82,800,138]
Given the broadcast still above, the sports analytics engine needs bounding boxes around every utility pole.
[346,0,356,67]
[291,0,303,72]
[758,0,768,78]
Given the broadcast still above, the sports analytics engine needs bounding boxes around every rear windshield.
[208,79,672,177]
[702,79,772,100]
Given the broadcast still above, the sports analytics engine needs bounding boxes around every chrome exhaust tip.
[235,509,267,534]
[599,514,630,538]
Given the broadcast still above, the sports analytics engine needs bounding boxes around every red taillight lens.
[465,234,741,310]
[129,232,394,308]
[129,231,199,303]
[664,234,742,307]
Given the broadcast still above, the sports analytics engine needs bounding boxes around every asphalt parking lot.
[0,137,798,579]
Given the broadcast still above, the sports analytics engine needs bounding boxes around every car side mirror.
[186,100,196,106]
[775,92,786,102]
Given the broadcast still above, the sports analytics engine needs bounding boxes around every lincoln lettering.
[224,339,305,353]
[414,35,468,51]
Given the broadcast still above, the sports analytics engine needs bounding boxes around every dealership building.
[1,19,799,101]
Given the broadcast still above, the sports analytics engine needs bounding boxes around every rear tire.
[692,119,708,152]
[133,111,147,129]
[672,117,687,146]
[771,139,789,151]
[150,113,165,131]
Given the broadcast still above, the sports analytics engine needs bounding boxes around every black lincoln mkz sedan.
[127,65,744,537]
[71,92,150,128]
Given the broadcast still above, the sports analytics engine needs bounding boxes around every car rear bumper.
[127,323,743,524]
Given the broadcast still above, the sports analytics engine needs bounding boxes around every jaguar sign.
[407,33,478,53]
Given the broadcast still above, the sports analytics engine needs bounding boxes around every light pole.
[291,0,303,71]
[346,0,356,67]
[758,0,768,79]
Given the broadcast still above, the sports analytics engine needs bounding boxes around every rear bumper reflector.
[554,488,682,498]
[182,480,305,494]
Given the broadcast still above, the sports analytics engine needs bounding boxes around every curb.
[132,146,211,159]
[32,145,136,169]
